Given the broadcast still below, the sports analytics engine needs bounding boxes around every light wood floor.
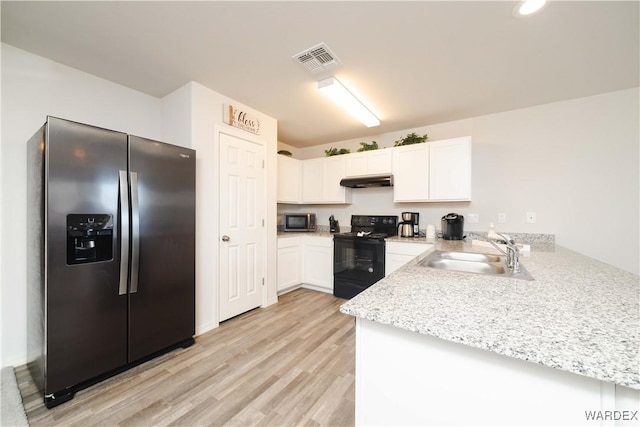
[16,289,355,426]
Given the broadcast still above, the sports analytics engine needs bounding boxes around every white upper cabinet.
[301,158,323,203]
[279,137,470,205]
[345,149,392,177]
[429,137,472,201]
[322,155,349,202]
[301,156,350,204]
[345,152,368,177]
[392,143,430,202]
[277,155,302,203]
[367,150,393,174]
[392,137,472,202]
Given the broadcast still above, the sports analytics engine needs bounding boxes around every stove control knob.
[368,267,374,273]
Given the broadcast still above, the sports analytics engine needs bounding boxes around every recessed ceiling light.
[513,0,547,18]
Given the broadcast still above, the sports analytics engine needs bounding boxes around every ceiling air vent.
[292,43,341,73]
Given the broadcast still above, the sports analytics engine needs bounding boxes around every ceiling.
[1,1,638,148]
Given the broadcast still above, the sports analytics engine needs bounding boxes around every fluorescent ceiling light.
[513,0,547,17]
[318,77,380,127]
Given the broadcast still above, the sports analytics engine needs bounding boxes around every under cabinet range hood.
[340,174,394,188]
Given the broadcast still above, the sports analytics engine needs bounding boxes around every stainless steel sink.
[423,258,506,274]
[437,251,501,263]
[419,250,534,280]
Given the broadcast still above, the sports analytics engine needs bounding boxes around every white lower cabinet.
[302,235,333,293]
[279,237,430,296]
[355,318,639,426]
[277,236,302,293]
[385,241,432,276]
[277,235,333,295]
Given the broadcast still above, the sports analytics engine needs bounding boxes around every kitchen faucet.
[487,229,521,273]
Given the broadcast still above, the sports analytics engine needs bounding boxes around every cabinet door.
[277,244,301,291]
[385,253,415,276]
[277,155,301,203]
[322,156,348,203]
[301,158,324,203]
[345,150,392,177]
[367,150,392,174]
[392,144,430,202]
[302,236,333,292]
[429,137,471,201]
[345,152,368,177]
[385,242,432,275]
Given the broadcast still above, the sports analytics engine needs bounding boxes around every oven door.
[333,236,385,299]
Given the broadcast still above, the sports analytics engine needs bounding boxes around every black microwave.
[283,213,316,232]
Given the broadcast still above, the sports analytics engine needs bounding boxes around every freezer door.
[45,117,129,394]
[128,135,196,361]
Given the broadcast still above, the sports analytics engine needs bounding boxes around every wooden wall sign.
[223,104,261,135]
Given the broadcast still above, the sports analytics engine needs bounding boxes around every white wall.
[276,141,302,159]
[0,44,279,368]
[162,82,279,335]
[281,88,639,275]
[0,44,164,367]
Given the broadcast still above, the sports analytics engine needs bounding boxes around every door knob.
[221,235,230,242]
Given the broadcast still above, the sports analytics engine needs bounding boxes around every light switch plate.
[498,213,506,223]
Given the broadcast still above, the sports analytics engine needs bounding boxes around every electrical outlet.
[498,213,506,223]
[468,213,479,223]
[526,212,537,223]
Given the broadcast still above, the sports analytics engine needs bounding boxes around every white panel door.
[219,133,264,322]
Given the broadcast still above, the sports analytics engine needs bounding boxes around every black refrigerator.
[27,116,196,408]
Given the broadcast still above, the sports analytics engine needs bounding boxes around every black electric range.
[333,215,398,299]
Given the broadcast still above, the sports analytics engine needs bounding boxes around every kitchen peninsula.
[340,240,640,426]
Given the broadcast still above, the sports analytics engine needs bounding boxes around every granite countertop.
[277,231,335,238]
[277,231,437,242]
[340,240,640,389]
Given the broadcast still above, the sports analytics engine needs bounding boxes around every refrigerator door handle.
[118,170,129,296]
[130,172,140,294]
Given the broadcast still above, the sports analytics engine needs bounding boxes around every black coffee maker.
[441,213,464,240]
